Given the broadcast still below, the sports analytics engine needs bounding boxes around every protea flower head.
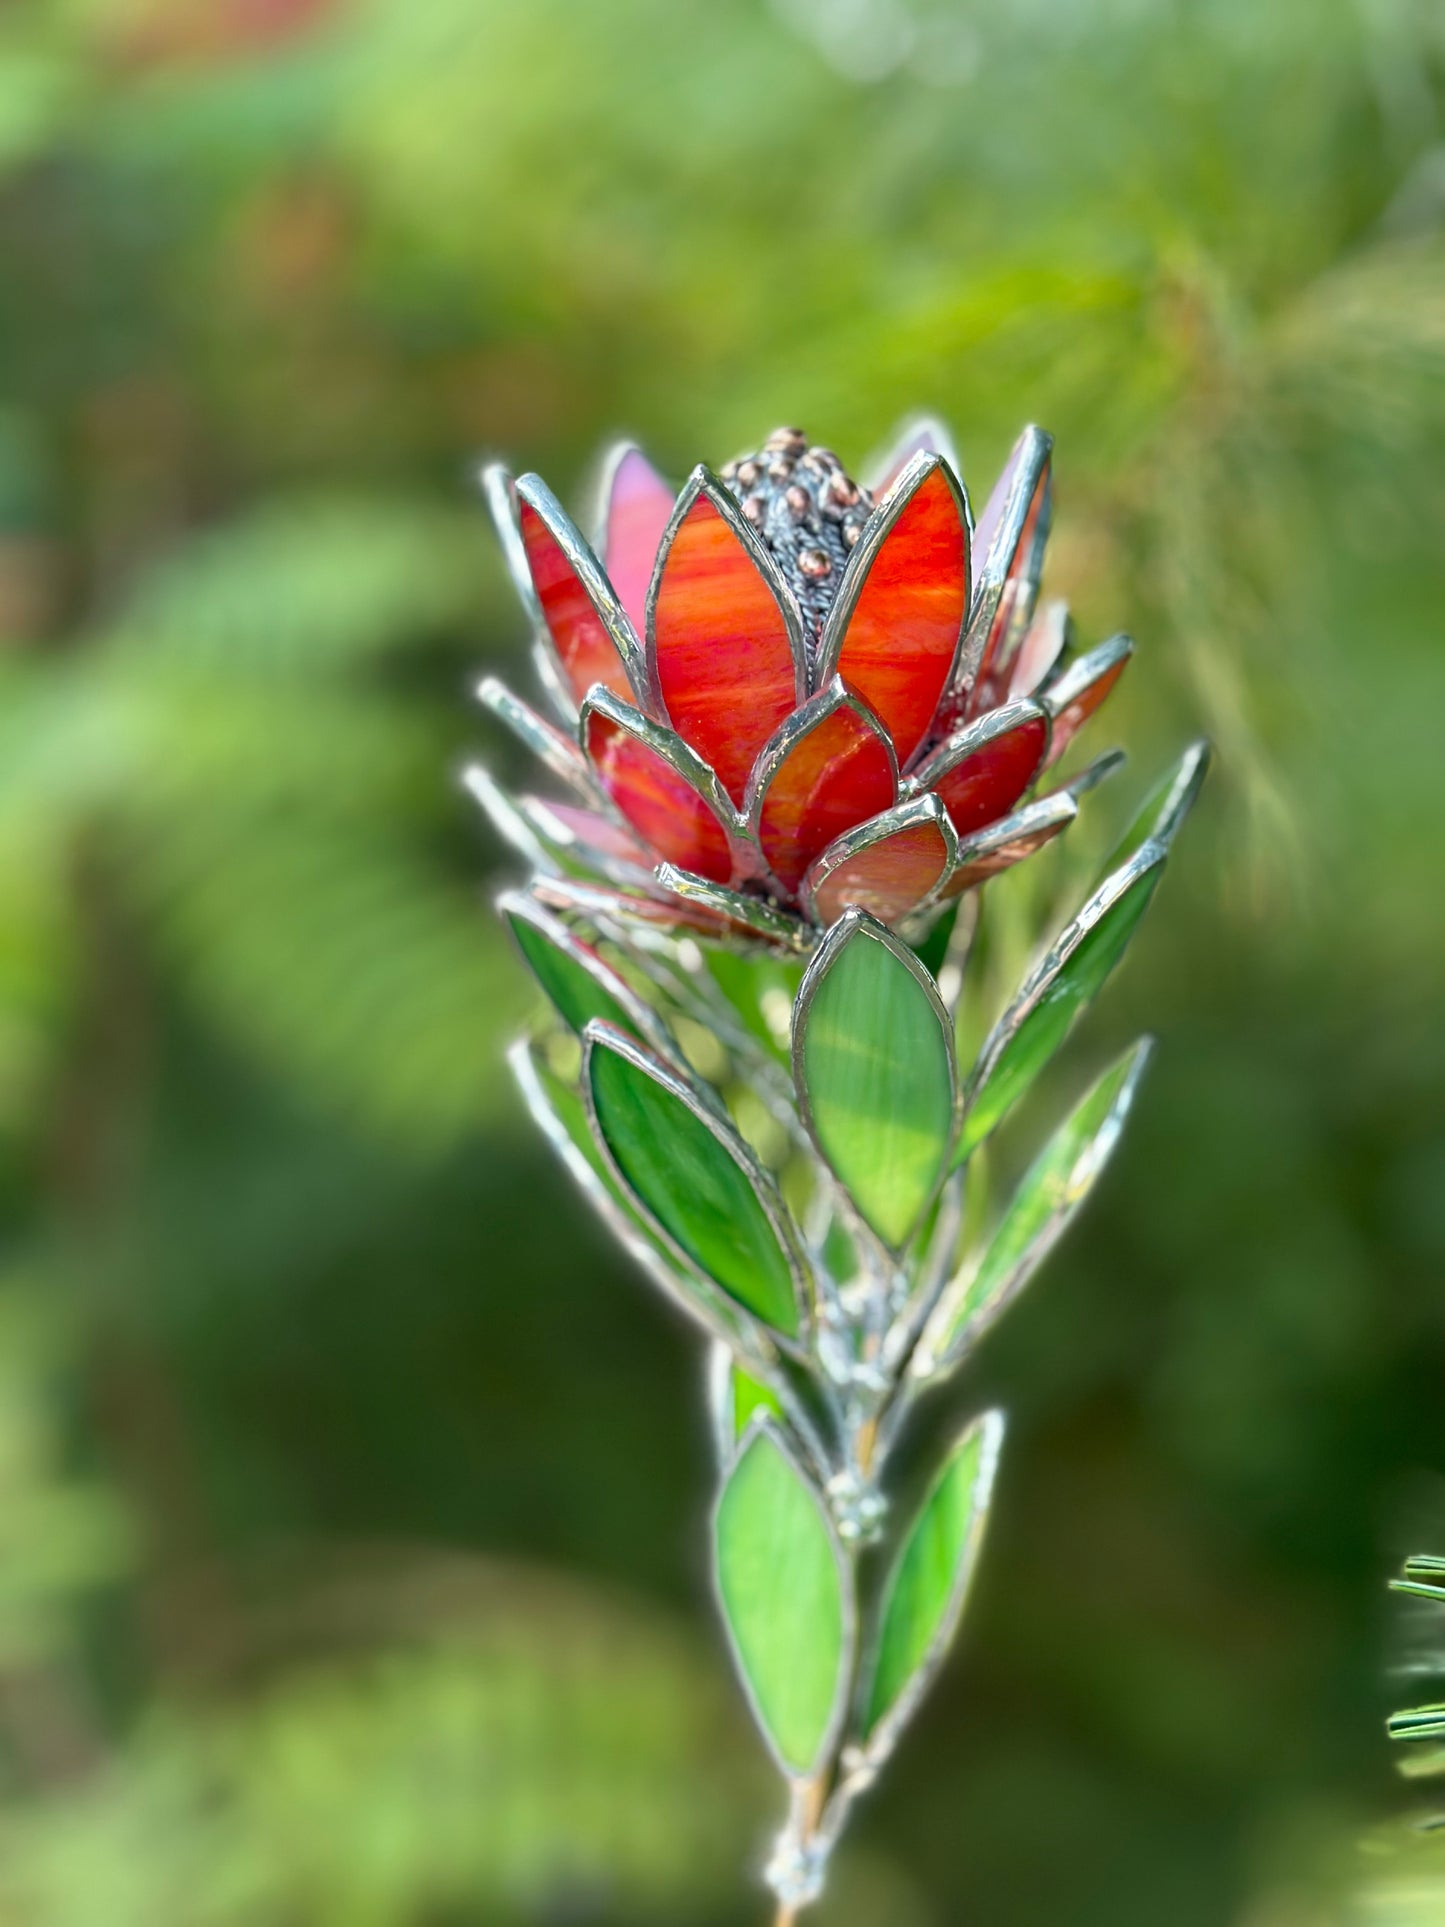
[473,419,1131,951]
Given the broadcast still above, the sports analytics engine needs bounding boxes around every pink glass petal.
[928,713,1048,837]
[540,801,654,869]
[828,462,969,768]
[1044,654,1130,769]
[940,813,1071,898]
[652,486,801,807]
[973,426,1050,573]
[865,417,961,496]
[756,707,896,893]
[585,710,733,884]
[967,431,1052,714]
[519,498,633,705]
[807,818,952,927]
[533,876,739,943]
[1008,600,1069,699]
[602,448,676,638]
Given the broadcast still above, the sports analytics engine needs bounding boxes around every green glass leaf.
[956,846,1163,1163]
[864,1411,1003,1752]
[714,1423,851,1776]
[821,1212,857,1288]
[910,899,960,979]
[586,1026,802,1337]
[1388,1706,1445,1744]
[502,892,655,1042]
[1392,1554,1445,1604]
[730,1364,784,1437]
[1100,739,1210,881]
[931,1039,1152,1368]
[508,1038,703,1283]
[795,911,956,1249]
[511,1038,617,1198]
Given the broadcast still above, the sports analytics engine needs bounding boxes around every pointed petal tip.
[599,441,676,638]
[649,472,805,807]
[817,458,970,768]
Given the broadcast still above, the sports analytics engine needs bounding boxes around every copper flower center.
[719,427,873,644]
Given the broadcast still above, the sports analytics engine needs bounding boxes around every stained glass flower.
[475,421,1130,949]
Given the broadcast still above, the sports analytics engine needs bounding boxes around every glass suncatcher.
[471,421,1205,1920]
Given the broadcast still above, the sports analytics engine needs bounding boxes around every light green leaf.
[1100,739,1210,881]
[585,1026,803,1338]
[714,1424,851,1776]
[795,911,956,1249]
[930,1039,1152,1369]
[730,1365,783,1437]
[864,1412,1003,1753]
[956,845,1163,1162]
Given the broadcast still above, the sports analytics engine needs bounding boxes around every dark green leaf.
[796,912,956,1249]
[586,1026,803,1337]
[502,892,657,1042]
[715,1423,851,1776]
[910,899,960,979]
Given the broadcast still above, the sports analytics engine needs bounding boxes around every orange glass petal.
[930,713,1048,837]
[1045,655,1129,768]
[831,465,968,768]
[756,708,896,893]
[585,712,733,884]
[519,499,632,705]
[808,818,951,927]
[941,815,1070,898]
[603,449,675,638]
[652,492,800,808]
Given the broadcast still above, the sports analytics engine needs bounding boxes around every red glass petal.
[585,709,733,884]
[927,712,1048,837]
[823,460,969,768]
[806,814,952,928]
[602,447,675,638]
[754,703,896,893]
[651,480,802,807]
[940,810,1071,897]
[519,496,633,705]
[1044,650,1131,769]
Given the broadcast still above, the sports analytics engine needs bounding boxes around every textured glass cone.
[477,418,1133,946]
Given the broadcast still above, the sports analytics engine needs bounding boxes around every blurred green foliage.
[0,0,1443,1919]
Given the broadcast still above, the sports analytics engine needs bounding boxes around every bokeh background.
[1,0,1443,1921]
